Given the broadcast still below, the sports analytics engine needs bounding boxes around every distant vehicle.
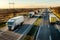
[35,10,39,14]
[6,16,24,30]
[49,13,57,24]
[29,11,35,18]
[38,10,41,12]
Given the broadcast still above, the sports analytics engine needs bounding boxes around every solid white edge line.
[49,35,52,40]
[48,25,50,28]
[36,24,42,40]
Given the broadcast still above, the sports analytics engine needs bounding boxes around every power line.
[9,0,16,17]
[9,0,15,9]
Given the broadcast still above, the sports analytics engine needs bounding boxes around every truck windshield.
[7,19,15,25]
[8,22,14,25]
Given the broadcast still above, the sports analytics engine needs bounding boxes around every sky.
[0,0,60,9]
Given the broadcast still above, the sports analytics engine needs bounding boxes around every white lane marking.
[48,25,50,28]
[36,22,43,40]
[59,30,60,32]
[49,35,52,40]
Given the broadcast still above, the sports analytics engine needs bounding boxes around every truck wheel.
[21,22,24,26]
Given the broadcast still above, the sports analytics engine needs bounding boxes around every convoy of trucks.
[6,10,58,30]
[6,10,40,30]
[6,16,24,30]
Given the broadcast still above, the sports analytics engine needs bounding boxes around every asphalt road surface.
[36,8,60,40]
[50,24,60,40]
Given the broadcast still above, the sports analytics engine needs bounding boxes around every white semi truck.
[29,11,35,18]
[6,16,24,30]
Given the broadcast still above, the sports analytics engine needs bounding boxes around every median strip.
[23,17,42,40]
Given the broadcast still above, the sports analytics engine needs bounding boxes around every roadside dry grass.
[24,35,34,40]
[16,12,29,16]
[33,17,42,27]
[51,9,60,19]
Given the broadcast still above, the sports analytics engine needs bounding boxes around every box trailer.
[49,13,57,24]
[49,17,56,23]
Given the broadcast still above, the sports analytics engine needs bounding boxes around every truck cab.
[7,19,15,30]
[29,11,35,18]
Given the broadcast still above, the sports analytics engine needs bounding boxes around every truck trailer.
[49,13,57,24]
[6,16,24,30]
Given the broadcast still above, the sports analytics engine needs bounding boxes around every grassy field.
[16,12,29,16]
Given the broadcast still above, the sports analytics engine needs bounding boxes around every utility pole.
[9,0,16,17]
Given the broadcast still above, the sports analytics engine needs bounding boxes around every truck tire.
[21,22,24,26]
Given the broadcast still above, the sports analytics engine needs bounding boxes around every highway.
[50,24,60,40]
[0,14,39,40]
[0,8,60,40]
[36,8,60,40]
[14,16,39,40]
